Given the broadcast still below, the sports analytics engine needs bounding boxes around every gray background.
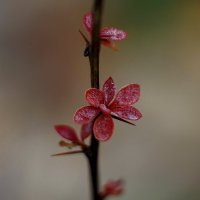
[0,1,200,199]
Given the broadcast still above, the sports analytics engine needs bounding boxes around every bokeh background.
[0,0,200,200]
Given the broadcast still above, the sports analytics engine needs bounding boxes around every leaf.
[111,106,142,121]
[100,28,127,41]
[85,88,104,107]
[93,114,114,142]
[83,12,93,33]
[101,39,118,50]
[80,121,93,141]
[74,106,100,124]
[102,77,116,105]
[110,84,140,107]
[55,125,79,142]
[103,179,123,196]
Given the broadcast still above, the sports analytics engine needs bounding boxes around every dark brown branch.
[85,1,105,200]
[89,0,104,89]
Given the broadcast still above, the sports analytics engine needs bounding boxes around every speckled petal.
[111,106,142,121]
[74,106,100,124]
[111,84,140,107]
[83,12,93,33]
[85,88,105,107]
[100,28,127,40]
[93,114,114,142]
[80,121,93,141]
[55,125,79,142]
[103,77,116,105]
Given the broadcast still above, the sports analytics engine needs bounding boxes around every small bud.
[100,179,123,198]
[82,12,127,50]
[84,46,90,57]
[59,140,77,149]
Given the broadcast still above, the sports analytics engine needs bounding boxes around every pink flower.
[83,12,127,50]
[100,180,123,198]
[74,77,142,142]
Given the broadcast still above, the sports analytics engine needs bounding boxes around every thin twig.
[84,1,105,200]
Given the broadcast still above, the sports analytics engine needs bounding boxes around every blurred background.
[0,0,200,199]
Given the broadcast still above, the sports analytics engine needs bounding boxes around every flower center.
[99,104,111,115]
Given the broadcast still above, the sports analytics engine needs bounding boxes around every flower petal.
[54,125,79,142]
[103,77,116,105]
[81,121,93,141]
[111,84,140,107]
[101,39,117,50]
[93,114,114,142]
[85,88,104,107]
[100,28,127,40]
[83,12,93,33]
[74,106,100,124]
[111,106,142,121]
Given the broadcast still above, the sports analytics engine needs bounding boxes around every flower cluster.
[74,77,142,141]
[83,12,127,50]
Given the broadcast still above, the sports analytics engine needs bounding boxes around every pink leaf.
[111,106,142,120]
[100,28,127,40]
[83,12,93,33]
[85,88,104,107]
[101,39,118,50]
[99,104,111,115]
[55,125,79,142]
[80,121,93,141]
[93,114,114,142]
[102,77,116,105]
[111,84,140,107]
[74,106,100,124]
[102,180,123,196]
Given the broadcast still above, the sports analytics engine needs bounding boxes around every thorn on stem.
[51,150,83,157]
[111,114,136,126]
[79,30,90,45]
